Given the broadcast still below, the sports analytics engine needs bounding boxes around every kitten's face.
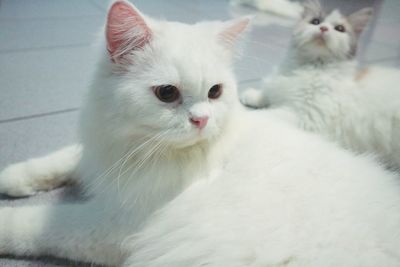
[291,1,372,62]
[98,1,249,148]
[293,10,353,60]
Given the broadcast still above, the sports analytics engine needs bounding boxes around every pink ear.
[106,0,152,60]
[219,17,251,47]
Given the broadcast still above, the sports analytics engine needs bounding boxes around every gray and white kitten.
[241,0,400,170]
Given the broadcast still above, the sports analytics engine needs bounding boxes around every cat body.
[1,1,400,267]
[241,1,400,170]
[0,0,249,265]
[2,106,400,267]
[123,109,400,267]
[258,60,400,169]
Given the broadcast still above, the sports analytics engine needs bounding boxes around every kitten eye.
[310,18,321,25]
[208,84,223,99]
[334,25,346,32]
[153,85,180,103]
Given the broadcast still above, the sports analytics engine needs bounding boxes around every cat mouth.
[313,34,327,46]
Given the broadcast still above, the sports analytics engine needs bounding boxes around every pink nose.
[190,116,209,129]
[320,26,328,32]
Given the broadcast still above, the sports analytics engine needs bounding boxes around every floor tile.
[0,111,79,170]
[0,45,97,121]
[362,41,400,62]
[0,16,104,52]
[90,0,202,23]
[370,22,400,47]
[369,58,400,68]
[0,0,103,19]
[235,27,287,81]
[375,0,400,24]
[170,0,232,20]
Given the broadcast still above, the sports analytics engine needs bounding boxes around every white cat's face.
[291,1,372,62]
[93,1,249,148]
[115,24,239,147]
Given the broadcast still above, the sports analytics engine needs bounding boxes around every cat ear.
[218,17,251,48]
[348,7,373,36]
[302,0,324,18]
[106,0,152,61]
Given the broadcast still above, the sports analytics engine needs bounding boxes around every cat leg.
[0,199,126,265]
[240,88,269,108]
[0,145,82,197]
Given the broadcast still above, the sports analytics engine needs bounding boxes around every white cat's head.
[84,1,249,150]
[291,0,372,62]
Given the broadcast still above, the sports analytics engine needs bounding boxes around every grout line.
[0,108,80,124]
[0,80,259,125]
[0,43,93,54]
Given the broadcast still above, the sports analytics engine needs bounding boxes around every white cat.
[241,0,400,170]
[0,0,250,265]
[1,1,400,267]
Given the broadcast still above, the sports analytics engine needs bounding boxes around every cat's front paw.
[0,163,39,197]
[240,88,267,108]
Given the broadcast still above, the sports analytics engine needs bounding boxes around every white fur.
[0,145,81,196]
[232,0,303,19]
[122,109,400,267]
[1,2,400,267]
[0,1,246,265]
[241,7,400,170]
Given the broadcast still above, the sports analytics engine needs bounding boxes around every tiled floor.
[1,0,400,170]
[0,0,399,266]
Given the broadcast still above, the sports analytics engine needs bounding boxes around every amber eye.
[310,18,321,25]
[208,84,223,99]
[334,25,346,32]
[153,85,180,103]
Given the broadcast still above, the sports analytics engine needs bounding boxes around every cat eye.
[310,18,321,25]
[153,85,181,103]
[208,84,223,99]
[334,25,346,32]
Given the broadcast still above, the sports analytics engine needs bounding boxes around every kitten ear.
[106,0,152,61]
[348,7,373,36]
[218,17,251,48]
[302,0,323,18]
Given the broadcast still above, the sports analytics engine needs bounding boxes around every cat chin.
[168,131,217,149]
[297,41,338,62]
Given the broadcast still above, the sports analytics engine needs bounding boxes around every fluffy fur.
[123,111,400,267]
[241,1,400,170]
[1,1,400,267]
[0,0,249,265]
[232,0,304,19]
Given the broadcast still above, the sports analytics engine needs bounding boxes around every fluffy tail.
[232,0,304,19]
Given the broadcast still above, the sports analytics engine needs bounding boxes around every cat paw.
[240,88,267,108]
[0,163,41,197]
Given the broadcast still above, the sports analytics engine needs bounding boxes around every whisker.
[119,131,171,207]
[89,134,157,194]
[115,132,165,193]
